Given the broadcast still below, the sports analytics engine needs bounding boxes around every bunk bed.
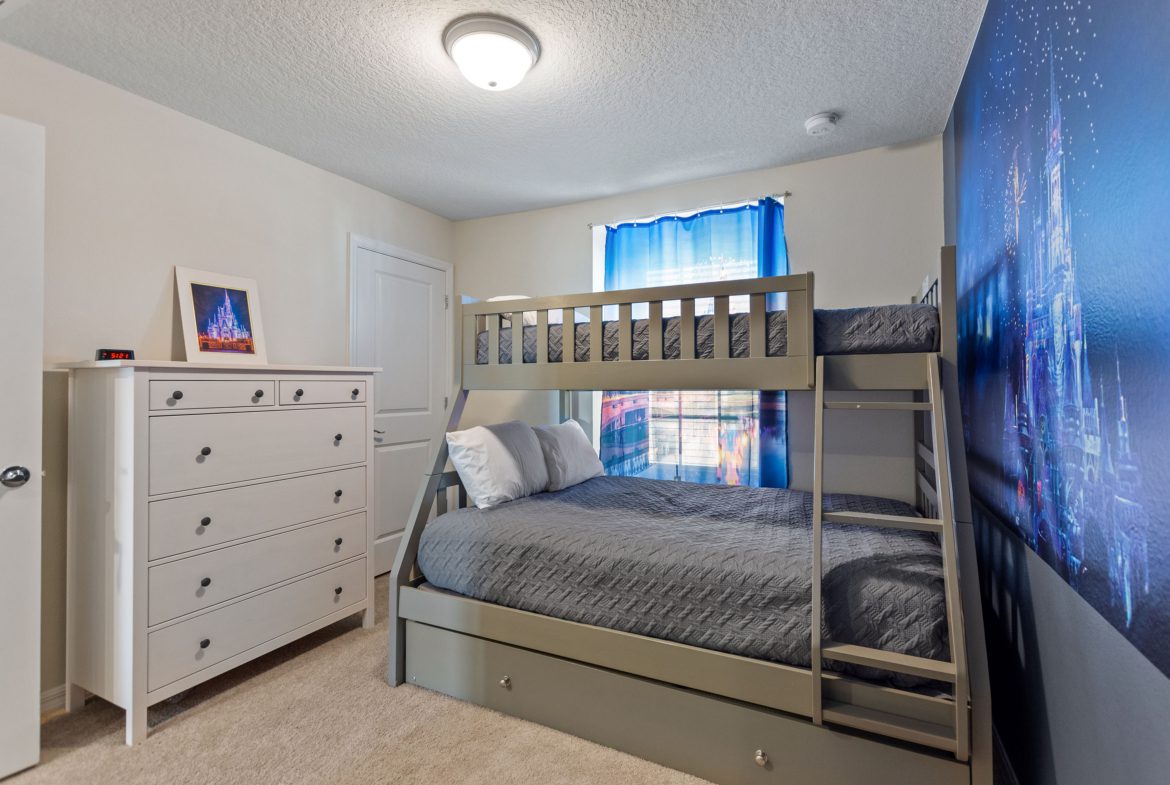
[387,247,992,785]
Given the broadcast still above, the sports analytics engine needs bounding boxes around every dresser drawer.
[147,467,365,560]
[148,558,366,691]
[150,380,275,411]
[149,407,366,495]
[148,512,366,625]
[280,380,366,405]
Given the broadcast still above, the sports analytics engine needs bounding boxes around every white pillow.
[446,421,549,509]
[533,419,604,491]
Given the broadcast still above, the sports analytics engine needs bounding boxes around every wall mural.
[954,0,1170,675]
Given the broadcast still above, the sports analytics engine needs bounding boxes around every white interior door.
[350,238,450,574]
[0,115,45,777]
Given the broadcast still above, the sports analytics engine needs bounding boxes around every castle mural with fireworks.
[192,284,256,355]
[954,0,1170,674]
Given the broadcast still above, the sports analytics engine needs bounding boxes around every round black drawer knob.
[254,389,265,398]
[200,577,211,588]
[199,638,211,649]
[200,446,212,456]
[334,586,343,595]
[295,388,304,397]
[334,489,343,498]
[351,388,360,397]
[200,516,211,527]
[334,537,343,546]
[172,390,184,400]
[334,433,343,442]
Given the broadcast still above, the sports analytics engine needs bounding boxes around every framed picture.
[175,267,268,365]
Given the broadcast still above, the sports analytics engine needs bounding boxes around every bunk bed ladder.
[811,354,970,761]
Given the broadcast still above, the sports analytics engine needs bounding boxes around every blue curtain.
[599,198,789,487]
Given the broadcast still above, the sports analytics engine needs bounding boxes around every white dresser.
[62,361,377,744]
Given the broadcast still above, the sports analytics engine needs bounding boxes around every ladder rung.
[822,642,956,682]
[822,700,957,753]
[822,511,943,533]
[824,400,932,411]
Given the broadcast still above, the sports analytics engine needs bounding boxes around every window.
[594,197,789,487]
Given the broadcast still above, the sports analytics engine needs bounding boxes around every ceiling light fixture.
[443,15,540,91]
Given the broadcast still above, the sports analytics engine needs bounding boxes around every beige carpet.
[17,576,709,785]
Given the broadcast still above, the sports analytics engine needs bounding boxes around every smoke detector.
[804,112,839,137]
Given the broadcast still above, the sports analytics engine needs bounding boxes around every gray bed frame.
[387,246,992,785]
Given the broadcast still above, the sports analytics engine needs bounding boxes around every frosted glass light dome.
[443,16,540,91]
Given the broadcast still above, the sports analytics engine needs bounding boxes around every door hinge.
[444,295,449,309]
[444,396,449,410]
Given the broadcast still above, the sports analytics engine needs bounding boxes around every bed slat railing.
[648,300,664,360]
[461,272,815,391]
[749,293,766,358]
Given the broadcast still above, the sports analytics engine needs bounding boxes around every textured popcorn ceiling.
[0,0,985,219]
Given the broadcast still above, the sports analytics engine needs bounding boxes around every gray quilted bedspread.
[474,304,938,364]
[417,476,948,688]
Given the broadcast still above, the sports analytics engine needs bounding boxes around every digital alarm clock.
[95,349,136,361]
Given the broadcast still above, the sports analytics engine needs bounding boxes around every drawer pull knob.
[499,676,511,689]
[334,586,343,595]
[334,433,343,442]
[254,389,265,398]
[200,577,211,588]
[295,388,305,397]
[334,537,343,546]
[172,390,184,400]
[199,638,211,649]
[351,388,360,397]
[754,750,769,768]
[200,446,212,457]
[200,516,211,527]
[334,489,343,498]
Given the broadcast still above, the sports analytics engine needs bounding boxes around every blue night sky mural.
[954,0,1170,675]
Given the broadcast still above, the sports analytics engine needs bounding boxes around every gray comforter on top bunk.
[417,476,948,689]
[475,303,939,364]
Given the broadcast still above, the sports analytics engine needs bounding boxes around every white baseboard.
[41,684,66,715]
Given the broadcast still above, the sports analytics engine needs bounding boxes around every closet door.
[0,114,45,778]
[349,238,451,574]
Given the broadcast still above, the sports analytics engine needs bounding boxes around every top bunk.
[461,246,956,392]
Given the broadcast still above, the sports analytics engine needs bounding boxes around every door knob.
[1,466,31,488]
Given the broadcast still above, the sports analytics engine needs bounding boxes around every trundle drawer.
[148,467,365,559]
[149,407,366,494]
[148,558,366,691]
[280,380,366,405]
[150,380,275,411]
[404,622,967,785]
[148,512,366,625]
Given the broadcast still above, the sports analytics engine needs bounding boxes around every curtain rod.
[587,191,790,230]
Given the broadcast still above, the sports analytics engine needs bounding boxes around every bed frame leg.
[387,387,469,686]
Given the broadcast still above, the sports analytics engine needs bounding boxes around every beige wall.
[453,137,945,498]
[0,43,454,692]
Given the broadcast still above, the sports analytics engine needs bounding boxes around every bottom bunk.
[416,476,949,689]
[397,473,975,784]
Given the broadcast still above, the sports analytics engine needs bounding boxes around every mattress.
[417,476,948,688]
[474,304,939,364]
